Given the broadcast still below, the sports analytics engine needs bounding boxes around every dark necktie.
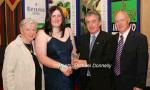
[114,35,124,76]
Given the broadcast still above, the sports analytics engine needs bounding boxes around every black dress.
[24,43,42,90]
[44,37,73,90]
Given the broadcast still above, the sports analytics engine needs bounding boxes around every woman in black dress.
[35,6,76,90]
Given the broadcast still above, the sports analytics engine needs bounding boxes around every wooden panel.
[141,1,150,86]
[140,0,150,48]
[146,53,150,86]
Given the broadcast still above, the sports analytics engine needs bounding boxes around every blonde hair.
[19,18,37,29]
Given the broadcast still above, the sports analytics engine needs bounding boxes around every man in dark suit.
[113,10,149,90]
[72,10,114,90]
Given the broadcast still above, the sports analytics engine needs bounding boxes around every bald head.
[115,10,130,20]
[114,10,130,33]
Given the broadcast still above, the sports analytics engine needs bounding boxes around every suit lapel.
[90,31,103,56]
[121,30,134,55]
[85,33,91,57]
[114,33,119,52]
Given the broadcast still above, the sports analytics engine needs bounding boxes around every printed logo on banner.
[24,0,46,25]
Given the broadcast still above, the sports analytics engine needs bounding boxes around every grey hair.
[85,10,101,21]
[19,18,37,29]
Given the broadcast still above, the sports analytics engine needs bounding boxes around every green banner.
[111,0,138,32]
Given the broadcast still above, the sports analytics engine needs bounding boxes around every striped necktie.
[114,35,124,76]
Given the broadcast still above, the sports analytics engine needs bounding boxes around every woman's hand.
[59,64,72,76]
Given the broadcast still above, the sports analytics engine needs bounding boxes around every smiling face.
[115,11,130,33]
[20,22,36,43]
[85,14,101,34]
[51,9,63,28]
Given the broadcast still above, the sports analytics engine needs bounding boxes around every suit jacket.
[113,30,149,89]
[78,31,114,90]
[2,35,45,90]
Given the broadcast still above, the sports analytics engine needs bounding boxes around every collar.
[119,26,130,37]
[15,34,25,46]
[118,26,130,43]
[15,35,34,46]
[90,31,100,38]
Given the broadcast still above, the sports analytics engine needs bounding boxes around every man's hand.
[72,59,87,69]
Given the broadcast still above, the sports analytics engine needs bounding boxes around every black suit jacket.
[113,30,149,89]
[78,31,114,90]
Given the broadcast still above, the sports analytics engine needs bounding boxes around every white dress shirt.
[118,27,131,44]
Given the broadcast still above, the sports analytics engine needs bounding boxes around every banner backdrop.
[48,0,76,35]
[0,0,4,6]
[5,0,20,11]
[111,0,140,33]
[23,0,47,29]
[79,0,109,35]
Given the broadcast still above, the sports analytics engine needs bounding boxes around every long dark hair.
[44,6,66,37]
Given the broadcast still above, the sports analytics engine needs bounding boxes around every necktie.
[114,35,124,76]
[87,35,96,77]
[89,35,96,56]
